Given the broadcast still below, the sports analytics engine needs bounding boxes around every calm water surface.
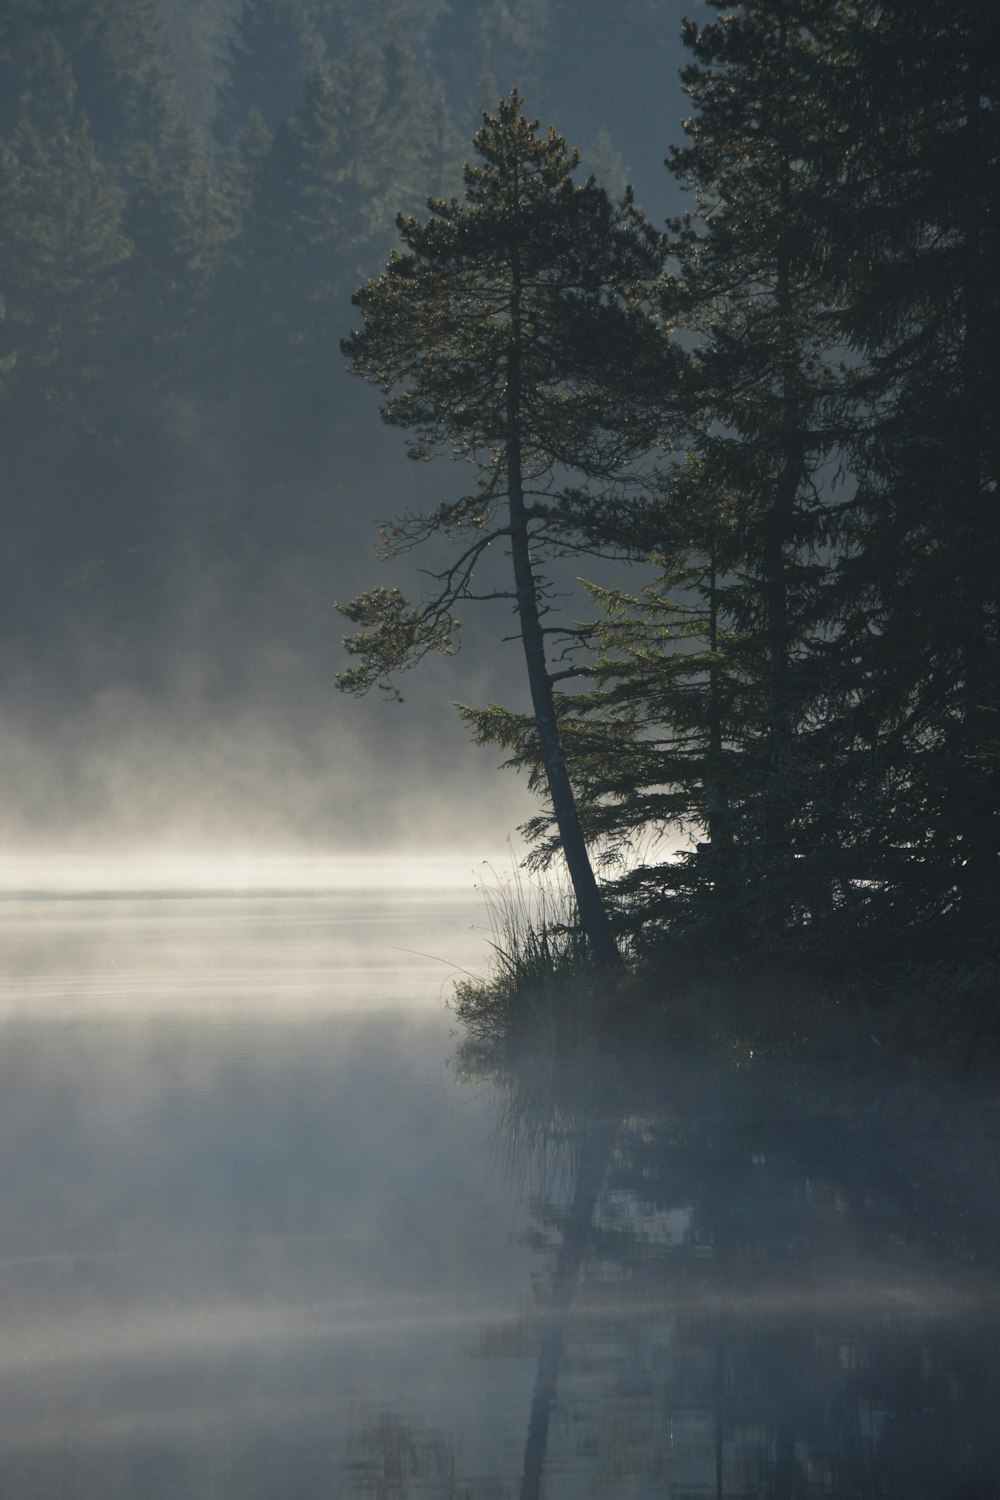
[1,858,998,1497]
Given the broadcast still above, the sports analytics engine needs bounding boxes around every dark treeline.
[464,2,1000,988]
[337,1,999,1008]
[1,1,997,998]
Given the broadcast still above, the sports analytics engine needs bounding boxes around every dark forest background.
[1,0,998,988]
[0,0,689,850]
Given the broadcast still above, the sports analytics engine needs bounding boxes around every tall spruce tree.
[218,35,452,395]
[828,0,1000,950]
[295,47,396,286]
[338,94,677,968]
[550,0,1000,967]
[651,0,855,947]
[498,3,866,960]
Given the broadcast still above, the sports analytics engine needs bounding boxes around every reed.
[453,863,599,1052]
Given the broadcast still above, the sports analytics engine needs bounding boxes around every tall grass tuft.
[453,862,601,1054]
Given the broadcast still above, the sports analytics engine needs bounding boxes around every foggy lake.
[2,858,999,1499]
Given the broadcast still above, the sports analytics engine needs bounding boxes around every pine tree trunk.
[506,245,621,972]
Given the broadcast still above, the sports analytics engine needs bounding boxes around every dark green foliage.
[338,95,673,685]
[647,0,996,978]
[830,0,1000,946]
[659,0,856,947]
[475,3,859,961]
[466,2,999,1008]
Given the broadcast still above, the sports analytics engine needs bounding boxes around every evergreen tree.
[218,33,460,410]
[373,31,460,219]
[124,114,228,365]
[296,48,392,285]
[829,0,1000,949]
[501,3,874,961]
[0,0,176,159]
[551,0,1000,968]
[0,84,138,659]
[338,94,677,968]
[312,0,448,62]
[214,0,322,144]
[218,58,367,390]
[0,106,129,414]
[648,0,857,948]
[473,478,754,947]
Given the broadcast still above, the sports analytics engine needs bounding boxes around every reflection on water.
[1,864,999,1496]
[477,1054,1000,1499]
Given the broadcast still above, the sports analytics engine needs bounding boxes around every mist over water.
[0,859,998,1497]
[0,669,537,855]
[0,861,534,1492]
[1,0,997,1483]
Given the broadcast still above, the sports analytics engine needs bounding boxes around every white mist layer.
[0,849,525,897]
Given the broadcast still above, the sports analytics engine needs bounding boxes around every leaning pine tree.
[337,93,677,970]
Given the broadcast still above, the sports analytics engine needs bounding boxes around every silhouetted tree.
[827,0,1000,948]
[338,94,677,968]
[471,487,750,945]
[661,0,855,945]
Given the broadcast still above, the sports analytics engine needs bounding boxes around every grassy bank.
[454,878,1000,1073]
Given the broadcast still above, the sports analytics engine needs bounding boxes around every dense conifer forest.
[1,0,997,1041]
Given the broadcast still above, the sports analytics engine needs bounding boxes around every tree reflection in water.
[460,1035,1000,1500]
[5,1009,999,1498]
[345,1407,465,1499]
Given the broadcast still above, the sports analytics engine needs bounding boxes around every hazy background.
[0,0,695,856]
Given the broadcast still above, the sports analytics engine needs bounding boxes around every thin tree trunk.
[505,237,621,971]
